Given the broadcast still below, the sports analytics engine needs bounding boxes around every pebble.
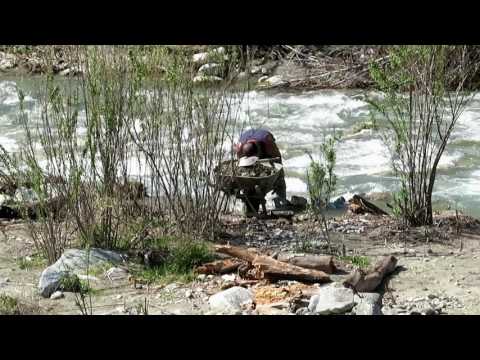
[185,290,193,299]
[116,295,123,300]
[207,275,214,280]
[50,291,64,300]
[221,274,236,282]
[164,283,179,292]
[427,294,437,299]
[197,274,206,281]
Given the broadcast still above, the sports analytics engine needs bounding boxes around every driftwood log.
[215,245,331,284]
[195,258,245,275]
[348,194,389,216]
[274,253,336,274]
[343,255,397,292]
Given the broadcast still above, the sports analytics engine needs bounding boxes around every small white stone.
[197,274,207,281]
[221,274,236,282]
[185,290,193,299]
[50,291,64,300]
[207,275,214,280]
[116,295,123,300]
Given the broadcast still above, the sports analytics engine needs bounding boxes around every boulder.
[208,286,253,313]
[308,283,355,315]
[38,248,125,298]
[353,293,383,315]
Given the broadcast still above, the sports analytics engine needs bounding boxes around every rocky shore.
[0,45,384,90]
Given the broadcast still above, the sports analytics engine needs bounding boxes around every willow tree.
[369,45,479,226]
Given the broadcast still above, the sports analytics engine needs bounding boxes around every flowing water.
[1,76,480,218]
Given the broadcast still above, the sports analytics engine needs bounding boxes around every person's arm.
[235,142,244,158]
[263,134,282,161]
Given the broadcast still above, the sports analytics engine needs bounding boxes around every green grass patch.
[17,254,47,270]
[59,273,96,294]
[339,255,371,269]
[0,294,41,315]
[132,237,214,284]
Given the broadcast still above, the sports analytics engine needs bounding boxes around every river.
[1,76,480,218]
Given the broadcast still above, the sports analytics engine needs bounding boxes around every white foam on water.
[0,136,17,152]
[241,90,369,130]
[336,138,390,177]
[438,151,462,168]
[285,177,307,194]
[0,81,36,106]
[454,110,480,142]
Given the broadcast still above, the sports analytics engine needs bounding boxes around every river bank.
[0,45,384,90]
[1,208,479,315]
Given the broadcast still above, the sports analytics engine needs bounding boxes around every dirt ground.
[1,211,480,315]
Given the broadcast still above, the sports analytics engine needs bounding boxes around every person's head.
[240,142,258,158]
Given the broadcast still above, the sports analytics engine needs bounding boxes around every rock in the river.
[0,52,16,70]
[258,75,288,88]
[198,63,223,77]
[38,248,125,298]
[14,187,40,204]
[353,293,383,315]
[50,291,64,300]
[193,75,223,84]
[308,283,355,315]
[192,47,226,65]
[208,286,253,313]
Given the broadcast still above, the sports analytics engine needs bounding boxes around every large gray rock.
[353,293,383,315]
[208,286,253,313]
[308,283,355,315]
[38,248,125,298]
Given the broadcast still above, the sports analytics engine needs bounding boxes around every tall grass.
[2,45,249,263]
